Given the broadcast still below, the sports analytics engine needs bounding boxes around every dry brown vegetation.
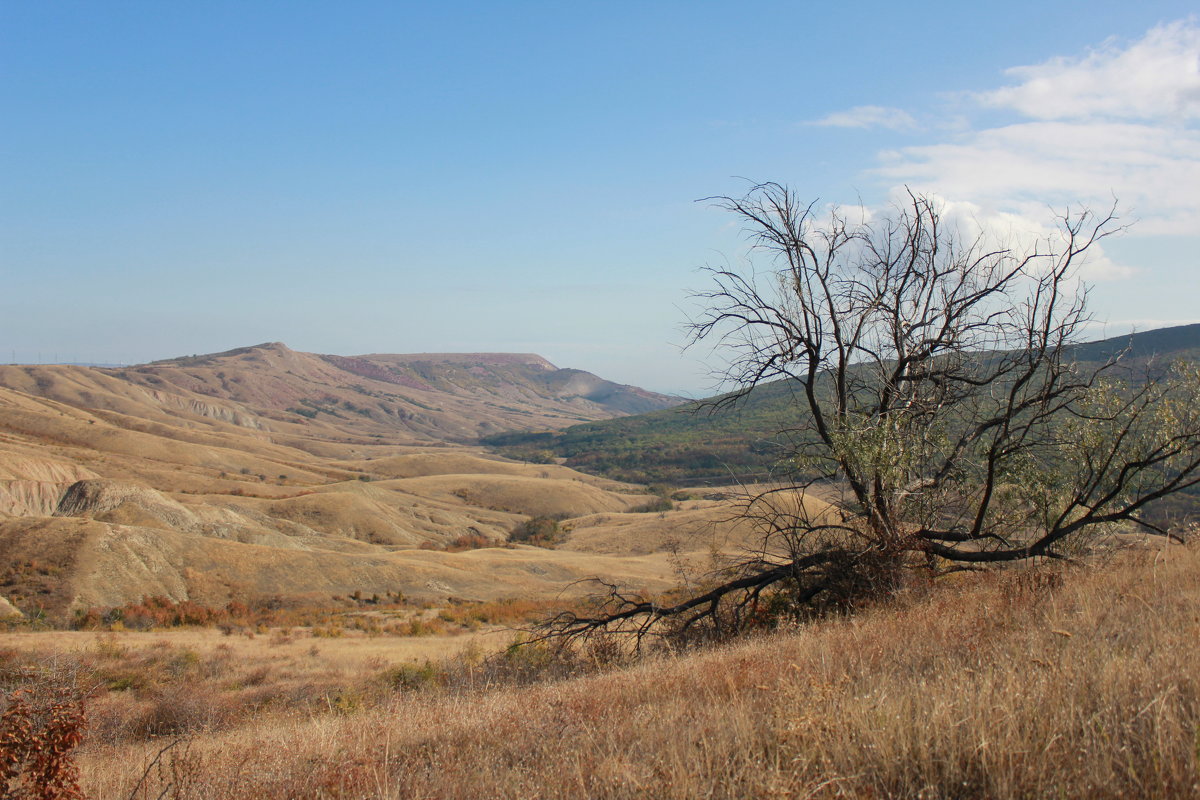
[0,345,729,624]
[2,539,1192,799]
[55,593,578,639]
[3,339,1198,798]
[0,363,717,619]
[0,340,830,631]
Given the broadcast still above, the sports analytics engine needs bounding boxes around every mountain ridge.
[0,341,684,446]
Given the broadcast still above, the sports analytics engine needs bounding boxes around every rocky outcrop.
[0,455,99,517]
[0,480,73,516]
[55,480,198,529]
[149,390,266,430]
[0,454,99,485]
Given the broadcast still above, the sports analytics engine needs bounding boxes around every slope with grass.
[36,539,1196,800]
[486,323,1200,486]
[0,342,684,450]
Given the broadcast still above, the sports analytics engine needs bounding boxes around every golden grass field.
[1,539,1193,799]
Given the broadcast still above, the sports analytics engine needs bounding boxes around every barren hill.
[0,344,731,621]
[50,342,682,444]
[0,342,683,460]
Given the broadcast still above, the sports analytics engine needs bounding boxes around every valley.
[2,332,1197,800]
[0,342,712,625]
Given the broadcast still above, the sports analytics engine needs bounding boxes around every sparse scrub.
[54,592,569,646]
[435,597,571,629]
[68,595,418,635]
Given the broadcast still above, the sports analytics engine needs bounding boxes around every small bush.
[0,668,88,799]
[446,533,492,552]
[381,661,442,692]
[134,684,231,737]
[325,688,363,714]
[509,516,564,547]
[630,496,673,514]
[523,450,556,464]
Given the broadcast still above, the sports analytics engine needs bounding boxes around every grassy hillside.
[485,379,801,484]
[123,342,683,442]
[486,324,1200,486]
[11,539,1192,799]
[1072,322,1200,364]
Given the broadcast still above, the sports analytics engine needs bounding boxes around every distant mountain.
[484,323,1200,486]
[0,342,683,447]
[1070,323,1200,365]
[333,351,677,416]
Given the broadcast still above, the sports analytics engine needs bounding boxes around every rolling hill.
[484,323,1200,486]
[0,343,719,621]
[1,341,682,445]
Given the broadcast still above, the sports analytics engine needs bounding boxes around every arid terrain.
[0,342,743,622]
[3,342,1198,799]
[2,535,1195,799]
[8,5,1199,797]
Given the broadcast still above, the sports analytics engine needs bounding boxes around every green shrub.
[510,516,564,547]
[630,496,673,513]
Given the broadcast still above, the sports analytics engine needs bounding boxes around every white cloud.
[811,105,918,131]
[872,19,1200,253]
[880,187,1133,283]
[879,120,1200,235]
[980,20,1200,121]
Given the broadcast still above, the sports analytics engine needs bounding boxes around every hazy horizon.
[8,317,1200,401]
[3,2,1198,396]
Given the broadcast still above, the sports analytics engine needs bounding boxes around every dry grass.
[1,626,512,756]
[27,540,1191,799]
[0,362,704,621]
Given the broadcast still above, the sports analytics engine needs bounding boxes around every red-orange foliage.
[73,595,230,630]
[0,682,87,800]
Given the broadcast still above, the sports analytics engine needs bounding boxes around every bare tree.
[542,183,1200,644]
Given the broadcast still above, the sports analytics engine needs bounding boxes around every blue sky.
[2,2,1198,395]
